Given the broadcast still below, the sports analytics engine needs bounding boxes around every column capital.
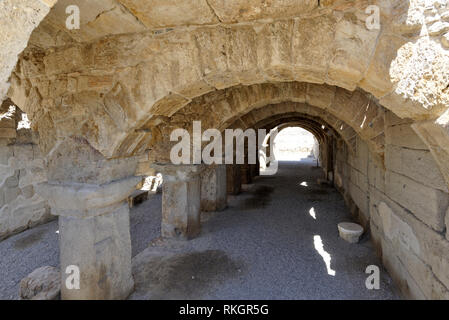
[37,176,142,218]
[151,163,206,182]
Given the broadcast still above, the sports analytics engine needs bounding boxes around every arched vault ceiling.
[145,84,383,162]
[240,113,349,151]
[4,0,449,188]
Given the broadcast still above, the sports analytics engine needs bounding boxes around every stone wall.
[0,101,51,240]
[0,0,55,102]
[334,110,449,299]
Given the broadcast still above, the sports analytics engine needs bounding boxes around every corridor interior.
[0,157,399,299]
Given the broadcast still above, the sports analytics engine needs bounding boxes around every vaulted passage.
[1,0,449,300]
[131,160,399,299]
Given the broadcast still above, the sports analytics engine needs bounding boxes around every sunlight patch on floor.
[309,207,316,220]
[313,235,336,276]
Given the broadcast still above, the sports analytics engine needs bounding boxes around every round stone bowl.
[337,222,364,243]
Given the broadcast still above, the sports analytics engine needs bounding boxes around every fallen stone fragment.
[19,266,60,300]
[337,222,364,244]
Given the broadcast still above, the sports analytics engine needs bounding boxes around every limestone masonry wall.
[334,110,449,299]
[0,101,52,240]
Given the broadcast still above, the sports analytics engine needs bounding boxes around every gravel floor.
[0,159,400,300]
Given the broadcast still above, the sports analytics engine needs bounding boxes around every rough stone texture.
[385,170,448,232]
[128,190,149,208]
[0,102,51,240]
[0,0,54,102]
[39,138,140,300]
[19,265,60,300]
[240,164,252,185]
[117,0,219,28]
[151,93,379,163]
[385,145,447,192]
[385,123,428,150]
[446,207,449,241]
[37,0,146,43]
[226,164,241,195]
[1,0,449,300]
[59,203,134,300]
[336,131,449,299]
[5,1,449,172]
[369,188,449,299]
[200,164,227,212]
[156,164,204,240]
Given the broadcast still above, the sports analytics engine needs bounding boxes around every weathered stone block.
[386,123,428,150]
[240,164,252,185]
[153,164,205,240]
[446,207,449,241]
[368,153,385,193]
[347,137,369,175]
[118,0,218,28]
[10,199,50,231]
[337,222,364,243]
[227,164,241,195]
[0,146,12,165]
[201,165,227,212]
[385,170,449,232]
[348,181,368,217]
[386,145,447,192]
[19,266,61,300]
[4,186,20,203]
[349,166,368,192]
[59,204,134,300]
[371,188,449,292]
[162,177,201,239]
[5,170,19,187]
[384,110,411,127]
[381,237,427,299]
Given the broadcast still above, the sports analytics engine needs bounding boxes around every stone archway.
[1,0,449,300]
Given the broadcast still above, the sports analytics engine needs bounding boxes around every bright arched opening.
[273,127,317,162]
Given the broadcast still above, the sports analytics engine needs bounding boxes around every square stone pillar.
[153,164,205,240]
[38,176,141,300]
[250,163,259,179]
[241,164,252,184]
[201,164,227,212]
[227,164,241,195]
[38,137,141,300]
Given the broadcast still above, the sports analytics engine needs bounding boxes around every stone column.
[265,136,272,168]
[254,134,260,177]
[249,163,259,180]
[38,138,141,300]
[240,141,253,184]
[226,164,241,195]
[201,164,227,212]
[240,164,252,184]
[153,164,204,240]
